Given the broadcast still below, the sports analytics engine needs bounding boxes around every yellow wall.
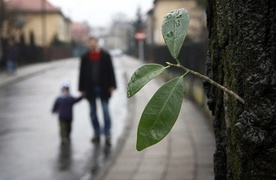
[14,12,71,46]
[23,14,71,46]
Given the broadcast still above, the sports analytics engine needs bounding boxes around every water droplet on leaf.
[167,31,174,37]
[166,14,172,19]
[176,20,180,27]
[127,91,131,97]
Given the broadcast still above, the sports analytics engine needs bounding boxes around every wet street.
[0,57,128,180]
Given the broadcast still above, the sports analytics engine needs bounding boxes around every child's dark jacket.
[52,94,82,119]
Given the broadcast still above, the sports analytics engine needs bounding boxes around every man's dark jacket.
[78,50,116,99]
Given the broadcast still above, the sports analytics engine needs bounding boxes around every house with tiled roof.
[4,0,71,47]
[5,0,60,13]
[71,22,90,43]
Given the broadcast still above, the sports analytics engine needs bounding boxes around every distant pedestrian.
[5,38,19,75]
[78,36,116,146]
[52,83,83,144]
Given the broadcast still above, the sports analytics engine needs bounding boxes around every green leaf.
[127,63,167,98]
[161,8,190,59]
[136,76,184,151]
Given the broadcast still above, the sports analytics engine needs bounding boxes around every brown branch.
[167,62,245,104]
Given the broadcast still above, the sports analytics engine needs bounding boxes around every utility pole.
[0,0,4,61]
[133,7,145,60]
[135,30,146,61]
[41,0,47,60]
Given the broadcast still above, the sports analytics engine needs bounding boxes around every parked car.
[110,48,123,57]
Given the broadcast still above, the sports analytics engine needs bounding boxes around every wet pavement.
[96,56,215,180]
[0,55,215,180]
[0,57,128,180]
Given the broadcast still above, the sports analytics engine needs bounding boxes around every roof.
[6,0,61,13]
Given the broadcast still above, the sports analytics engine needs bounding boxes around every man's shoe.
[91,136,100,143]
[105,136,112,146]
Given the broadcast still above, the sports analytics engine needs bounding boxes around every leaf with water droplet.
[136,76,184,151]
[127,64,167,98]
[161,8,190,59]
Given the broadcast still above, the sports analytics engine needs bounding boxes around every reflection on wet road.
[0,58,127,180]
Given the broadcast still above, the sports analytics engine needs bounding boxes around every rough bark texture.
[204,1,276,179]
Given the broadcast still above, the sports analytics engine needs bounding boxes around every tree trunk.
[205,1,276,179]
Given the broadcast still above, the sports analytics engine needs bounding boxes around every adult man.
[79,37,116,145]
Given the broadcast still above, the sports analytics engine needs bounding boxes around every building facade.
[4,0,71,47]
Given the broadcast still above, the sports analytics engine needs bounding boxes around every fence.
[0,42,73,68]
[145,42,212,117]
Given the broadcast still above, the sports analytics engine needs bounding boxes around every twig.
[166,62,245,104]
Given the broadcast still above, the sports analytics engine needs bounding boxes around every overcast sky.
[48,0,154,27]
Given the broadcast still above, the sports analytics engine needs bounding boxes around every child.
[52,83,83,144]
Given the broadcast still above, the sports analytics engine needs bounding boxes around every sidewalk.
[0,58,73,88]
[95,56,215,180]
[0,56,215,180]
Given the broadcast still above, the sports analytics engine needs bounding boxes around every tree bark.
[205,1,276,179]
